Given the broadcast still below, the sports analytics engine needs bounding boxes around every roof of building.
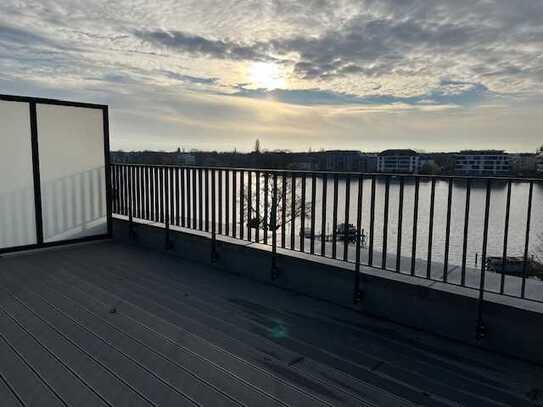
[378,149,419,156]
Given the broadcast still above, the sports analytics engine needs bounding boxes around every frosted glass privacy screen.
[0,101,37,249]
[37,104,107,242]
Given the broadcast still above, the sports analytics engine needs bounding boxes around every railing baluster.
[198,168,203,231]
[174,167,179,226]
[159,167,164,224]
[332,174,339,259]
[500,181,511,295]
[232,170,237,238]
[211,168,217,261]
[300,173,306,253]
[164,167,171,249]
[240,170,245,240]
[443,179,453,282]
[136,166,140,219]
[264,172,269,245]
[225,170,230,236]
[343,174,351,262]
[205,168,209,232]
[111,165,117,214]
[290,173,296,250]
[396,176,404,273]
[310,174,316,255]
[218,169,223,235]
[256,171,261,242]
[185,168,191,228]
[281,174,286,249]
[354,174,363,303]
[321,174,327,257]
[135,166,140,219]
[521,181,534,299]
[426,178,436,279]
[170,167,175,227]
[247,170,252,242]
[181,168,187,227]
[271,173,279,280]
[192,168,197,229]
[476,179,492,340]
[382,176,390,269]
[140,166,144,220]
[368,175,376,267]
[410,177,419,276]
[154,167,159,223]
[128,165,133,223]
[148,167,154,221]
[461,179,471,285]
[121,165,126,216]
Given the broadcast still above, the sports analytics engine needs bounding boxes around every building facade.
[538,152,543,175]
[455,150,512,176]
[376,149,430,173]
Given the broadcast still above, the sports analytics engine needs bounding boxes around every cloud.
[1,0,543,152]
[134,30,274,62]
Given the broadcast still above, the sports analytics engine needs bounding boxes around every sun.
[248,62,286,90]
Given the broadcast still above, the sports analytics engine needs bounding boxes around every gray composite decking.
[1,242,543,407]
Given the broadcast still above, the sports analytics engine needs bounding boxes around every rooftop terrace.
[2,241,543,407]
[2,94,543,407]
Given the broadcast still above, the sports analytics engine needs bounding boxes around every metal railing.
[111,164,543,335]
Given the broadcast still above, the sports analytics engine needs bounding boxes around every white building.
[455,150,512,176]
[377,149,430,173]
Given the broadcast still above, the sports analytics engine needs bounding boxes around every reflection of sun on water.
[248,62,286,90]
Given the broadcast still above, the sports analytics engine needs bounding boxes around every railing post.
[271,173,279,281]
[476,179,492,341]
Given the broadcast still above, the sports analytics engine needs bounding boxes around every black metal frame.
[0,94,112,255]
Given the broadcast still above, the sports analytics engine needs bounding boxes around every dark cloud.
[160,70,217,85]
[134,30,273,62]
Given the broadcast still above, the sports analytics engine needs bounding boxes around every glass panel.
[37,104,107,242]
[0,101,37,249]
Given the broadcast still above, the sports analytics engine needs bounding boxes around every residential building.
[376,149,431,173]
[455,150,512,176]
[538,152,543,175]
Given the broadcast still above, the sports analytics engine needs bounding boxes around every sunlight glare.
[248,62,286,90]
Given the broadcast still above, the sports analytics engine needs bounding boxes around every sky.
[1,0,542,153]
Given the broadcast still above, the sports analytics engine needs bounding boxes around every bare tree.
[244,173,311,235]
[254,139,261,154]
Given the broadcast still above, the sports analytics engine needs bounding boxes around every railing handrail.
[110,163,543,183]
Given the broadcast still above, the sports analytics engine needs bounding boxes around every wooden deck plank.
[0,373,24,407]
[1,241,543,407]
[56,257,423,407]
[0,306,109,407]
[2,268,276,407]
[0,321,64,407]
[54,246,535,407]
